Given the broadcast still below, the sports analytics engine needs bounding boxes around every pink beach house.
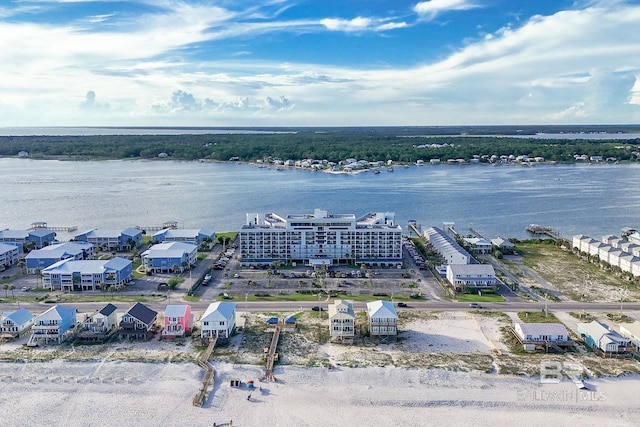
[162,304,193,338]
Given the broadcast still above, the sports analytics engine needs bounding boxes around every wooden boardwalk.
[261,326,281,382]
[193,337,217,407]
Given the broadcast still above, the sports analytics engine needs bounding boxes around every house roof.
[0,243,18,254]
[328,300,355,318]
[464,237,491,246]
[29,229,55,238]
[98,303,117,317]
[125,302,157,325]
[2,308,33,325]
[164,304,190,317]
[491,237,514,248]
[424,227,470,263]
[366,300,397,319]
[447,263,496,276]
[515,323,568,337]
[104,257,132,270]
[0,229,29,239]
[38,305,76,321]
[42,257,131,275]
[201,301,236,321]
[578,321,628,344]
[142,242,197,257]
[25,242,92,260]
[155,228,215,239]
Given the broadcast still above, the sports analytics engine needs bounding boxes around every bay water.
[1,158,639,241]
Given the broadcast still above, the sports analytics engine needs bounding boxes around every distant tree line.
[1,127,639,163]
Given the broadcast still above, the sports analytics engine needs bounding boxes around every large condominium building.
[239,208,402,267]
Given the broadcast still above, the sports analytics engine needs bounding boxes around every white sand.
[1,361,639,427]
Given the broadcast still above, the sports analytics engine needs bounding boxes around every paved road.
[3,299,640,316]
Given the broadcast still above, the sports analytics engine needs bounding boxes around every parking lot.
[197,240,446,301]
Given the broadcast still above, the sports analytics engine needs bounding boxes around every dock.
[29,222,77,232]
[193,336,217,407]
[135,221,178,232]
[526,224,561,239]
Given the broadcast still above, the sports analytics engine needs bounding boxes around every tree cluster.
[1,127,639,163]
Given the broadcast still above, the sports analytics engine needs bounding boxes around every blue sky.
[1,0,640,127]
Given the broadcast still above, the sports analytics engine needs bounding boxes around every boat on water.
[388,167,394,172]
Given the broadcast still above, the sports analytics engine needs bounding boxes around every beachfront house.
[27,305,78,346]
[514,323,570,342]
[74,228,142,251]
[25,241,94,273]
[141,242,198,273]
[578,321,629,355]
[328,299,355,343]
[366,300,397,338]
[0,308,34,339]
[513,323,571,352]
[119,302,158,341]
[42,257,132,291]
[80,303,118,338]
[0,243,20,269]
[151,228,215,246]
[446,263,497,293]
[200,301,236,339]
[162,304,193,338]
[619,321,640,350]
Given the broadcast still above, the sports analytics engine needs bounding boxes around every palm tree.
[2,284,9,298]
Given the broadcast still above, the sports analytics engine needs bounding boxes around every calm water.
[1,158,639,240]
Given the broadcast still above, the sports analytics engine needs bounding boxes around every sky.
[2,0,640,127]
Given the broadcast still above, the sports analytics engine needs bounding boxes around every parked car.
[469,302,482,309]
[21,286,28,292]
[397,302,408,308]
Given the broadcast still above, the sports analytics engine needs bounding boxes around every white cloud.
[1,1,640,126]
[321,17,372,32]
[321,16,407,33]
[414,0,480,20]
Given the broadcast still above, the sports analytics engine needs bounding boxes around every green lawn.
[216,292,419,303]
[517,311,560,323]
[455,293,505,303]
[49,294,167,303]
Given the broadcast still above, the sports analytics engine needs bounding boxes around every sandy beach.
[1,309,640,426]
[1,360,639,427]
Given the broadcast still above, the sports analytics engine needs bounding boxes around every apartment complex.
[239,209,402,267]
